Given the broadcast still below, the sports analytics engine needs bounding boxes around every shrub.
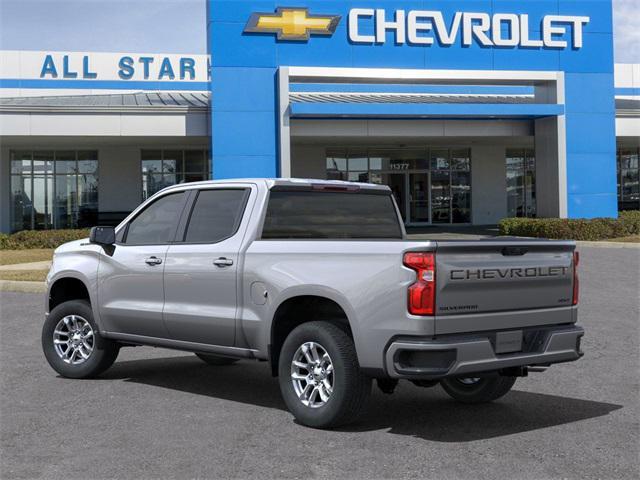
[0,229,91,250]
[499,211,640,241]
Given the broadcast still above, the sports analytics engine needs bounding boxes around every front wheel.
[278,321,371,429]
[42,300,119,379]
[440,375,517,404]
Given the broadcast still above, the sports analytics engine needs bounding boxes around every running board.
[102,331,261,359]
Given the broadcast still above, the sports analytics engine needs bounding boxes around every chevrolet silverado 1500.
[42,178,583,428]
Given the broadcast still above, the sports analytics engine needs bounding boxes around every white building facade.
[0,50,638,232]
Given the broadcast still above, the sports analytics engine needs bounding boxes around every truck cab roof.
[160,177,391,194]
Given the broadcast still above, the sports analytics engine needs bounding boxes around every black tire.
[440,375,517,404]
[195,353,239,366]
[42,300,119,379]
[278,321,371,429]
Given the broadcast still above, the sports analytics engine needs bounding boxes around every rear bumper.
[384,324,584,379]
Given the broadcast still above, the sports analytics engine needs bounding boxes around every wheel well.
[49,277,90,312]
[270,295,352,376]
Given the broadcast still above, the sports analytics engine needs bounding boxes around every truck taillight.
[403,252,436,316]
[572,251,579,306]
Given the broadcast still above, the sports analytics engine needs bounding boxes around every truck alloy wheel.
[278,321,371,429]
[440,375,517,404]
[456,377,481,385]
[290,341,335,408]
[52,315,95,365]
[42,300,119,379]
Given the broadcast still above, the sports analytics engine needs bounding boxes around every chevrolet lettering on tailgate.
[450,266,570,280]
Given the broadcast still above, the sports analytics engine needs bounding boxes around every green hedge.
[0,229,91,250]
[499,211,640,241]
[2,212,638,248]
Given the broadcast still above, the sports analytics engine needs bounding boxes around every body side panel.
[46,240,103,326]
[239,239,436,368]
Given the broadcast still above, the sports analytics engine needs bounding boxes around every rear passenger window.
[262,191,403,239]
[124,192,185,245]
[183,189,249,243]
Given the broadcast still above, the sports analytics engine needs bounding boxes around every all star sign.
[0,51,209,83]
[37,52,208,80]
[245,7,590,49]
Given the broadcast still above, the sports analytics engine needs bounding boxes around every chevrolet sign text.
[348,9,590,49]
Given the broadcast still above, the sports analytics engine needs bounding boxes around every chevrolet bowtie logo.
[244,7,341,41]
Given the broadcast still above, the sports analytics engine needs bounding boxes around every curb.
[0,261,52,271]
[576,241,640,249]
[0,280,46,294]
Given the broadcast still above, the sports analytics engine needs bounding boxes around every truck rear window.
[262,191,403,239]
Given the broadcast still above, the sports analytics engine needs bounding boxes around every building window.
[617,146,639,211]
[430,148,471,224]
[325,147,471,224]
[10,150,98,231]
[506,149,536,218]
[141,149,210,200]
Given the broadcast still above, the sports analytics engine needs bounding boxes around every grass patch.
[0,249,54,266]
[0,270,48,282]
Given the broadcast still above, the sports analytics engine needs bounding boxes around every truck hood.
[54,238,92,254]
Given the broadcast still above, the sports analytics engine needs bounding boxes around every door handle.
[213,257,234,267]
[145,256,163,266]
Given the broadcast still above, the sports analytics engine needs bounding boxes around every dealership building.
[0,0,638,233]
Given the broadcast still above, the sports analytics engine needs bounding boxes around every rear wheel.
[42,300,119,379]
[278,321,371,429]
[440,375,516,403]
[195,353,239,366]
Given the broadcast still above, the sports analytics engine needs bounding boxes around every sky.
[0,0,638,63]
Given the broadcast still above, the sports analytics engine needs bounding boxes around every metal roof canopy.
[0,92,209,113]
[289,92,535,104]
[1,91,635,113]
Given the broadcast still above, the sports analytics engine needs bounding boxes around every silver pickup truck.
[42,178,583,428]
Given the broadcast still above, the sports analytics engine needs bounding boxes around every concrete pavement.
[0,245,638,479]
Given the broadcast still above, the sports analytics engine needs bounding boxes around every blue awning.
[289,102,564,119]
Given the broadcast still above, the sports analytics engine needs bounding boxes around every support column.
[534,76,567,218]
[97,147,143,213]
[278,67,291,178]
[0,146,11,233]
[471,145,508,224]
[534,116,567,218]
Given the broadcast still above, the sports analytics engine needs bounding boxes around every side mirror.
[89,226,116,246]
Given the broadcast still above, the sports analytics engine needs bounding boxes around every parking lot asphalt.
[1,246,638,480]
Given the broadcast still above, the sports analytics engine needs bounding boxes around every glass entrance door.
[378,172,430,224]
[409,173,430,223]
[379,173,406,222]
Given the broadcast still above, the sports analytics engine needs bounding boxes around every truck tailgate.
[434,239,576,335]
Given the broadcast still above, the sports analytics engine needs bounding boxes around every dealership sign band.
[245,7,590,49]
